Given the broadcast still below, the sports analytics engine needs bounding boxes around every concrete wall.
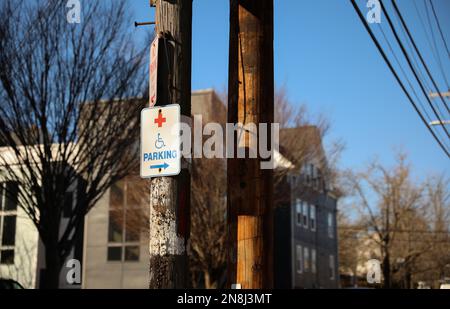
[82,187,149,289]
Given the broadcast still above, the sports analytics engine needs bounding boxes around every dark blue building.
[274,127,339,289]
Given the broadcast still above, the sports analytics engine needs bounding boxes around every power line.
[349,0,450,158]
[339,226,450,235]
[424,0,450,91]
[339,234,450,244]
[377,24,434,124]
[376,23,450,145]
[394,16,434,98]
[413,0,450,92]
[379,0,450,140]
[391,0,450,115]
[428,0,450,62]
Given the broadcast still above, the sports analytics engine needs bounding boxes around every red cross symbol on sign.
[154,111,166,128]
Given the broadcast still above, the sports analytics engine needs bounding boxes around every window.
[329,255,336,280]
[310,205,316,231]
[313,166,317,188]
[305,164,312,185]
[319,170,325,191]
[311,249,317,274]
[295,199,302,226]
[328,212,334,238]
[303,247,309,272]
[0,182,18,265]
[302,202,308,228]
[296,245,303,274]
[291,175,297,186]
[107,180,143,262]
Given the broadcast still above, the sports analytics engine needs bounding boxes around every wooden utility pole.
[227,0,274,289]
[148,0,192,289]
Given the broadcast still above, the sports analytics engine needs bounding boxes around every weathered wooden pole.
[149,0,192,289]
[227,0,274,289]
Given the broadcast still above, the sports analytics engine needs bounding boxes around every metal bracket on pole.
[135,21,156,28]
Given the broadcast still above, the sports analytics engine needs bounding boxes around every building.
[0,151,84,289]
[1,89,339,289]
[81,89,226,288]
[274,127,339,289]
[0,89,225,289]
[0,181,39,288]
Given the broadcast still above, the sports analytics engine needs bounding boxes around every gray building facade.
[274,128,339,289]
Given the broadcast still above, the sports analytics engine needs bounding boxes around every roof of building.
[278,126,326,169]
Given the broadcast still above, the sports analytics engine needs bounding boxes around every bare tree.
[274,86,343,206]
[186,87,342,288]
[337,212,361,285]
[342,153,450,288]
[189,158,227,288]
[413,176,450,287]
[0,1,148,288]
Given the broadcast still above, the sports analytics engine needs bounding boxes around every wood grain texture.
[227,0,274,289]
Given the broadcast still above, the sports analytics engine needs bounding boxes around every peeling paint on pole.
[149,178,185,255]
[149,176,187,288]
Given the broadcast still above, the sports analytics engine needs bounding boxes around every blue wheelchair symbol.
[155,133,166,149]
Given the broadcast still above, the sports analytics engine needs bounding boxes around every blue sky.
[130,0,449,180]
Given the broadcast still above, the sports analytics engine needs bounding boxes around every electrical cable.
[391,0,449,115]
[349,0,450,158]
[379,0,450,140]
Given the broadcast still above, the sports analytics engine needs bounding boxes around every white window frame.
[328,212,334,238]
[0,182,18,265]
[311,249,317,274]
[295,199,302,226]
[310,205,316,232]
[312,165,317,189]
[303,247,309,272]
[107,180,141,263]
[302,202,309,229]
[296,245,303,274]
[329,255,336,280]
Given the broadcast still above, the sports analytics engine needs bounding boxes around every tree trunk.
[41,241,63,289]
[405,267,412,289]
[382,251,391,289]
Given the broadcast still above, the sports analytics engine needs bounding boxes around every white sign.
[140,104,181,178]
[149,35,159,107]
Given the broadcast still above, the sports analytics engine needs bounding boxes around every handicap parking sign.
[140,104,181,178]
